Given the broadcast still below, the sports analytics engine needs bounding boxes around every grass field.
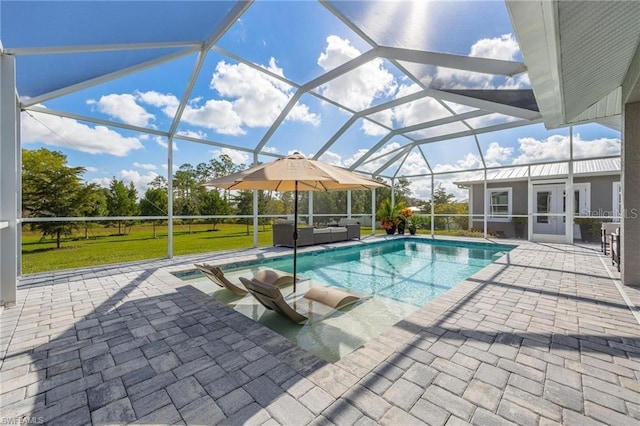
[21,222,483,274]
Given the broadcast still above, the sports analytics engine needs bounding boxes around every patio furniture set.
[272,218,361,247]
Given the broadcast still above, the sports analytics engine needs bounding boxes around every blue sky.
[10,1,621,200]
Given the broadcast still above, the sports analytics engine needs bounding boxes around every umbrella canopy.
[204,153,384,192]
[203,153,386,291]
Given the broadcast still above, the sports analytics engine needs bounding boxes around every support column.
[622,101,640,286]
[167,137,173,258]
[308,192,314,227]
[566,127,574,243]
[0,55,18,306]
[252,153,258,247]
[347,190,352,219]
[390,178,395,207]
[371,188,376,236]
[483,169,488,238]
[430,175,435,238]
[527,166,533,241]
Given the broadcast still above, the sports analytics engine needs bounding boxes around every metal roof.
[455,158,620,185]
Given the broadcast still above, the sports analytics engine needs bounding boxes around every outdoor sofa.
[272,219,360,247]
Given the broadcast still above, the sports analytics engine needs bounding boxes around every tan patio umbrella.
[203,152,386,291]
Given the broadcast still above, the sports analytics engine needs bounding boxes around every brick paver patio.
[1,238,639,425]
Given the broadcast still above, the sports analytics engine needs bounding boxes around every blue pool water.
[176,238,514,361]
[222,238,513,307]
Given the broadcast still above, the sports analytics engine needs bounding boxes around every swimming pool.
[176,238,514,361]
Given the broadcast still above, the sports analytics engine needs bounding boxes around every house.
[455,158,620,242]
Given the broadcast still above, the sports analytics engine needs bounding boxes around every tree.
[173,163,197,199]
[106,178,138,234]
[174,195,200,234]
[140,187,168,238]
[207,154,243,203]
[262,197,285,227]
[199,189,231,230]
[148,175,167,190]
[78,184,108,239]
[452,202,469,230]
[424,185,457,230]
[22,148,88,248]
[234,190,254,235]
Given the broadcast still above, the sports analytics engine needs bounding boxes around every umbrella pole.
[293,181,298,292]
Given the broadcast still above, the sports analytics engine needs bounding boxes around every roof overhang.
[507,0,640,128]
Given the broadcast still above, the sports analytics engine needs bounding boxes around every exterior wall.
[574,175,619,216]
[470,181,528,238]
[468,176,620,239]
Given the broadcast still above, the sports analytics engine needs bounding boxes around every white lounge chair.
[239,277,365,324]
[194,264,294,296]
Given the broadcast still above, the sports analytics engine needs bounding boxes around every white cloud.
[498,73,530,90]
[431,34,529,90]
[317,36,397,111]
[136,90,245,135]
[85,166,99,173]
[176,130,208,139]
[397,151,430,177]
[89,177,112,188]
[87,94,155,127]
[90,170,159,196]
[318,151,343,166]
[182,99,245,135]
[133,162,157,170]
[154,136,177,151]
[134,60,320,136]
[392,91,451,128]
[119,170,159,197]
[432,153,484,174]
[262,146,278,154]
[209,60,319,128]
[512,134,621,164]
[363,112,393,136]
[136,90,180,117]
[21,109,144,157]
[211,148,250,166]
[484,141,514,165]
[352,141,408,175]
[470,34,520,61]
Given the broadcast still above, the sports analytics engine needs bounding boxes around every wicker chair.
[272,222,314,247]
[337,218,360,240]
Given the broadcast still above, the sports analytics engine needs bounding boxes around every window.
[487,188,512,221]
[571,183,591,217]
[613,182,621,219]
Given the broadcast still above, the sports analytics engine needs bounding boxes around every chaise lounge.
[239,277,365,324]
[194,263,294,296]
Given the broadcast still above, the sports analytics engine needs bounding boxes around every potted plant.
[398,207,414,235]
[407,220,417,235]
[512,216,527,239]
[377,199,402,235]
[574,217,601,242]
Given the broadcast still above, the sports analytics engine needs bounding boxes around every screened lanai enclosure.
[2,1,640,306]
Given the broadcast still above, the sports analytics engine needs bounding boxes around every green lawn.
[21,223,275,274]
[21,223,481,274]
